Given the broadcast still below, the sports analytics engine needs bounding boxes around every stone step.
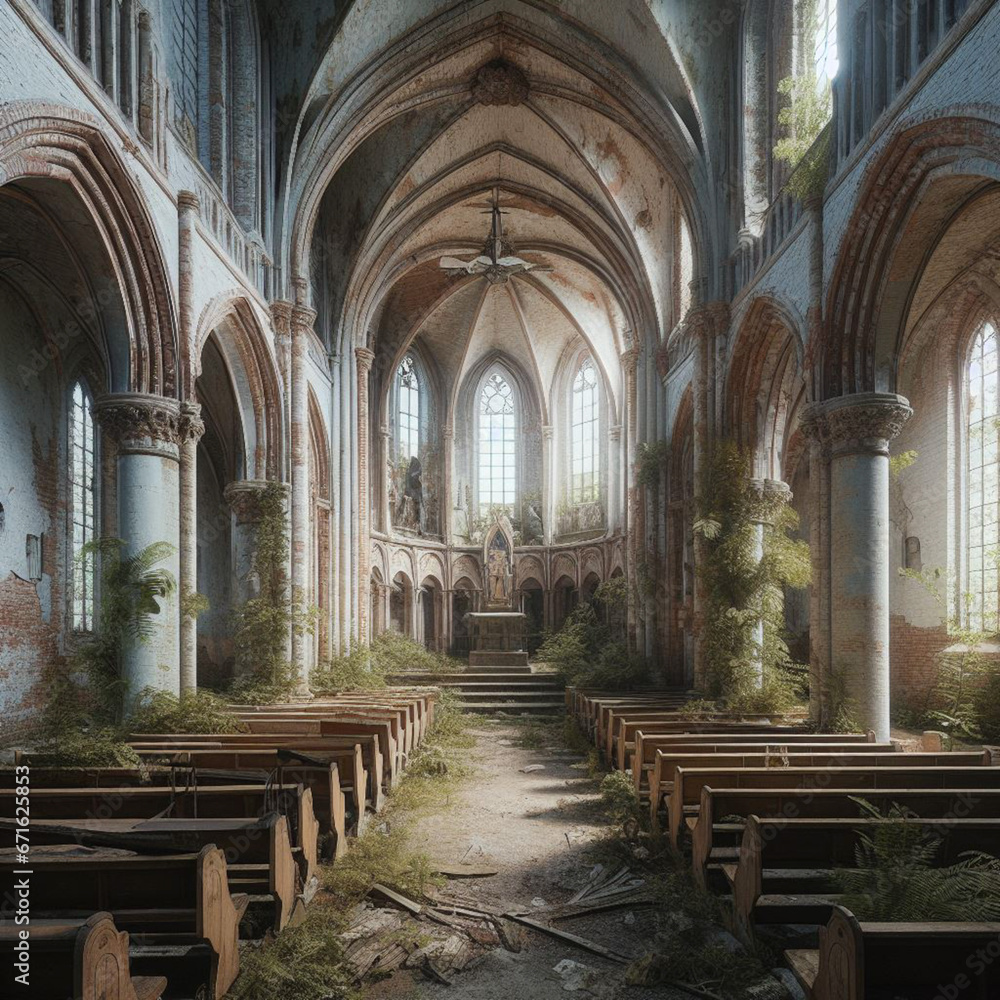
[457,691,567,705]
[454,700,566,715]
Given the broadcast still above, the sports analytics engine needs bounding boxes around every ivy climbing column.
[747,478,791,687]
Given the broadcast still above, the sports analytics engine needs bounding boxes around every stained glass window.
[813,0,839,84]
[70,381,96,631]
[397,356,419,460]
[968,322,1000,632]
[479,371,516,508]
[571,359,600,504]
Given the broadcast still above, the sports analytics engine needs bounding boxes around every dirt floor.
[361,719,694,1000]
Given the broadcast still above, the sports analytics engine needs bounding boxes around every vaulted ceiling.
[295,0,709,420]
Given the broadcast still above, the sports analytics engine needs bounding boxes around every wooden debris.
[432,862,499,878]
[503,913,629,963]
[369,883,423,915]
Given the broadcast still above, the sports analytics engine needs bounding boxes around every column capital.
[291,304,318,333]
[609,424,623,442]
[178,401,205,443]
[94,393,182,455]
[177,189,200,213]
[356,346,376,373]
[542,423,553,441]
[686,300,731,338]
[619,345,640,373]
[270,300,293,337]
[812,392,912,456]
[224,479,288,524]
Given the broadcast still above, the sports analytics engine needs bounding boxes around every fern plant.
[72,538,177,723]
[836,799,1000,921]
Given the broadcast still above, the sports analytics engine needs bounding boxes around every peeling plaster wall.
[0,281,66,720]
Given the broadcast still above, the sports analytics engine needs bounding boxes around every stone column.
[620,346,639,645]
[608,425,622,531]
[379,423,391,534]
[224,480,269,605]
[356,347,376,645]
[178,402,205,694]
[541,424,554,543]
[330,355,342,653]
[94,393,182,703]
[442,425,454,543]
[813,393,911,741]
[289,301,315,689]
[747,479,792,687]
[689,302,730,690]
[801,410,831,724]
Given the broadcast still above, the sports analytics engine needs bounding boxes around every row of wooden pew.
[568,686,1000,998]
[0,687,437,999]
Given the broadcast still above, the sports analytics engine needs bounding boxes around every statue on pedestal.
[483,513,515,609]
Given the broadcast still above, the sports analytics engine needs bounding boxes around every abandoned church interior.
[3,1,1000,997]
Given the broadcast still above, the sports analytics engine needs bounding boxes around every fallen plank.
[432,863,499,878]
[369,883,423,915]
[502,913,629,963]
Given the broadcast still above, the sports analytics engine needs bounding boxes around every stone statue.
[483,515,515,607]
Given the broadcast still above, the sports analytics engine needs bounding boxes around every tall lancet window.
[813,0,839,85]
[571,358,600,504]
[479,371,516,508]
[967,320,1000,632]
[397,355,420,460]
[69,380,97,631]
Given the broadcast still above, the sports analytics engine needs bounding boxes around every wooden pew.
[632,733,881,795]
[1,812,298,932]
[655,750,986,830]
[0,845,243,999]
[690,786,1000,889]
[236,714,401,784]
[0,912,167,1000]
[1,760,349,855]
[124,745,359,839]
[732,815,1000,939]
[128,733,383,812]
[785,905,1000,998]
[669,764,1000,848]
[0,782,320,886]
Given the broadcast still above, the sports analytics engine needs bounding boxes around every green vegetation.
[71,538,178,723]
[537,579,649,689]
[896,564,1000,744]
[773,0,832,201]
[126,689,246,734]
[311,631,463,693]
[225,901,356,1000]
[636,440,670,490]
[694,442,810,715]
[229,482,311,703]
[836,799,1000,921]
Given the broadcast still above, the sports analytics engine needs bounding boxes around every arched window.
[397,355,420,461]
[69,381,97,631]
[812,0,839,84]
[478,371,516,508]
[571,359,600,504]
[967,320,1000,632]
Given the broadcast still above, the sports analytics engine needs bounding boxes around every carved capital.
[178,401,205,444]
[821,393,912,455]
[177,189,200,213]
[224,479,287,524]
[270,300,293,340]
[620,346,640,376]
[687,301,731,341]
[655,340,670,379]
[94,393,181,453]
[472,59,529,106]
[291,304,318,335]
[356,347,376,375]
